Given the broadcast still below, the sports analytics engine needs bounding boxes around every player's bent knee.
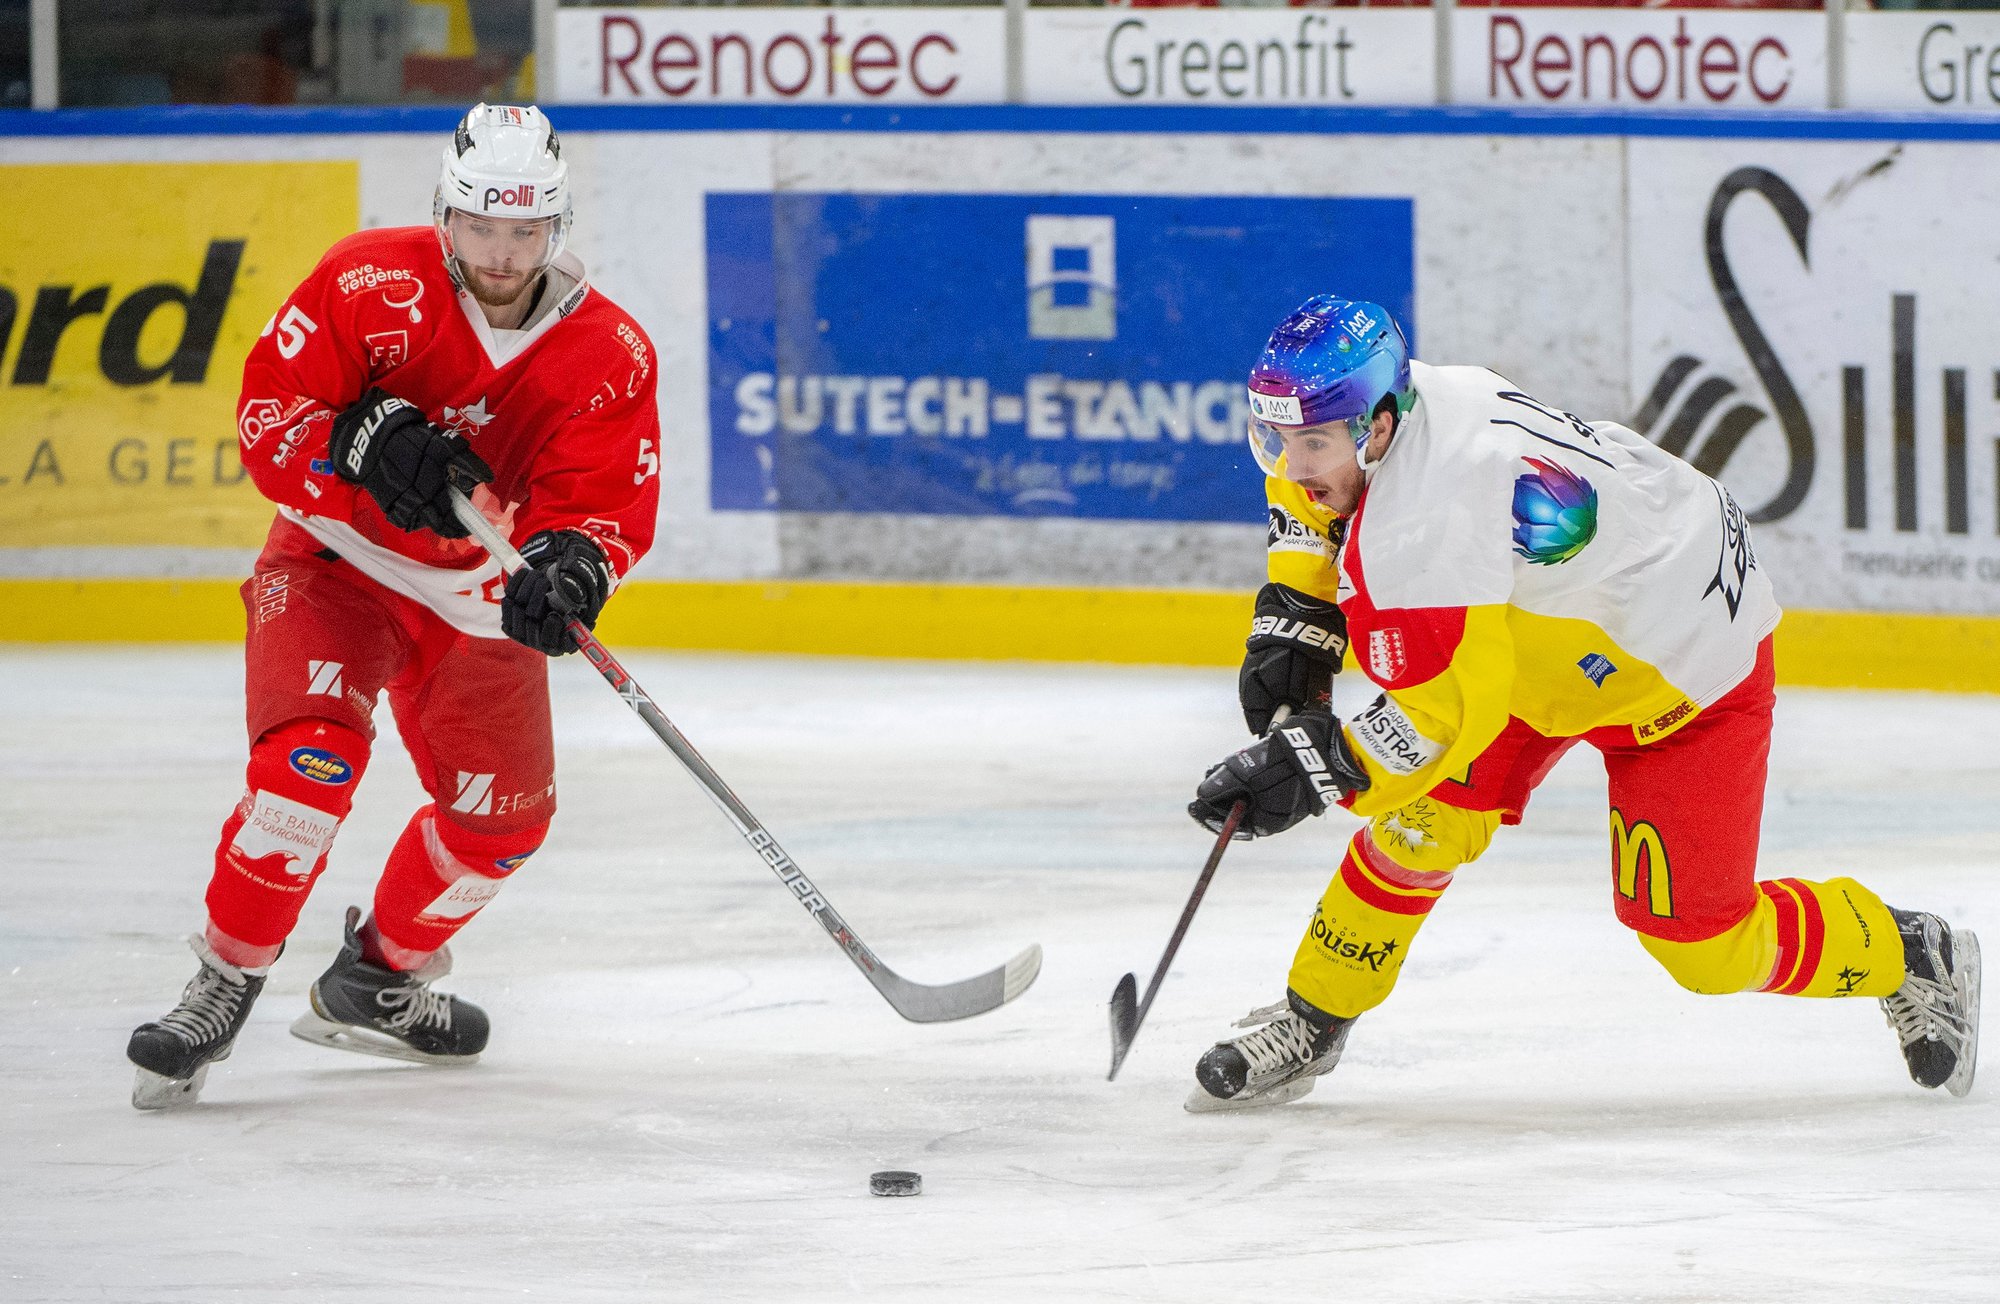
[206,718,375,954]
[433,812,547,879]
[247,717,372,805]
[372,810,549,957]
[1368,796,1500,874]
[1636,901,1775,995]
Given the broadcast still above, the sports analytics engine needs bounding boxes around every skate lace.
[159,964,246,1047]
[1228,1002,1320,1077]
[1882,971,1969,1048]
[375,978,452,1034]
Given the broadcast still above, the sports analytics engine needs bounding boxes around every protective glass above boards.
[52,0,534,108]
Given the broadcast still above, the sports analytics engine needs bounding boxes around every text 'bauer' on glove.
[1188,708,1371,840]
[1239,582,1348,735]
[328,387,493,537]
[501,529,614,656]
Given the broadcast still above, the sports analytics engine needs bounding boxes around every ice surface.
[3,647,1997,1302]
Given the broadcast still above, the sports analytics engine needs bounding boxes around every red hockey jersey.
[236,226,661,637]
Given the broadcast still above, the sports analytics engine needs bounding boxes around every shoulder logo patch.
[1511,457,1597,565]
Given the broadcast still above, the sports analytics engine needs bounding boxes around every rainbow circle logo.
[1511,457,1598,566]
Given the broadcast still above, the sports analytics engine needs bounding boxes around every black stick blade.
[1107,972,1141,1080]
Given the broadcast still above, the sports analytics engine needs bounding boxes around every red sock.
[204,719,371,968]
[369,804,544,967]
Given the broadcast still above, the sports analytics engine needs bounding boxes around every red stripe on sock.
[1355,829,1457,890]
[1775,879,1826,996]
[1758,880,1805,993]
[1339,846,1441,918]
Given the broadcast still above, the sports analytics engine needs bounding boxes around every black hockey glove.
[1239,582,1347,736]
[328,387,492,537]
[501,529,613,656]
[1189,708,1370,840]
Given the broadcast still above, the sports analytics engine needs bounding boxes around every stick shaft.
[448,493,899,989]
[1131,800,1244,1031]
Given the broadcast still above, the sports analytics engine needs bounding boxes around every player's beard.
[459,262,540,311]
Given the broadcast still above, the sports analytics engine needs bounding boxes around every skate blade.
[132,1064,210,1111]
[1946,930,1981,1099]
[288,1010,481,1067]
[1182,1075,1319,1114]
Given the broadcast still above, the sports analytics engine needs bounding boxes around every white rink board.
[1627,138,2000,615]
[1022,9,1436,106]
[3,646,1997,1302]
[0,126,1620,592]
[554,7,1007,104]
[14,121,2000,614]
[1846,13,2000,113]
[1452,8,1826,109]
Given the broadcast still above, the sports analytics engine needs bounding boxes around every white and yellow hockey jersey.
[1266,361,1781,818]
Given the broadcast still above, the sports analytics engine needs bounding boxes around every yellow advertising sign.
[0,161,358,547]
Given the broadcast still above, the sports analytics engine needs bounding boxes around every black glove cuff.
[330,388,422,485]
[1245,582,1347,665]
[1269,709,1371,812]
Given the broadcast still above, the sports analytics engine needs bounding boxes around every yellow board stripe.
[4,577,1998,693]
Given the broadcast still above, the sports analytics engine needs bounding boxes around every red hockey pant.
[204,520,554,968]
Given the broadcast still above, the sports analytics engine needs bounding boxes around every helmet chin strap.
[1357,393,1415,478]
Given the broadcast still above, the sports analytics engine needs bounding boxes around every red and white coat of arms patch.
[1368,628,1407,682]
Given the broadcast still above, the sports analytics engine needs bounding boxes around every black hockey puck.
[869,1170,922,1197]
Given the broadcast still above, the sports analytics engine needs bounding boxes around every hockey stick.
[1106,705,1290,1079]
[449,490,1041,1023]
[1106,800,1244,1080]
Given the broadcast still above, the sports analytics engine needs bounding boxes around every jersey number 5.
[264,305,320,360]
[635,438,659,485]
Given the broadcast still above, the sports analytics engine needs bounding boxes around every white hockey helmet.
[434,103,573,275]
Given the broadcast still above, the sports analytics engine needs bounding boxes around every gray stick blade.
[1107,972,1140,1080]
[873,943,1042,1023]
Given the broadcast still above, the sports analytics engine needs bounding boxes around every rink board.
[3,106,2000,689]
[6,575,1998,695]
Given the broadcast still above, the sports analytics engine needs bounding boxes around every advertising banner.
[1023,9,1436,106]
[554,7,1005,103]
[706,192,1414,522]
[1846,13,2000,112]
[1454,8,1825,110]
[1627,140,2000,614]
[0,162,359,549]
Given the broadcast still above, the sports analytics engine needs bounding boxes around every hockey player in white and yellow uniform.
[1183,295,1981,1111]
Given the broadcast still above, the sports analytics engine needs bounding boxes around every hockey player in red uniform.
[126,104,661,1109]
[1183,295,1981,1111]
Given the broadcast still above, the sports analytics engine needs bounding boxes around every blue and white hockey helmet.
[1245,296,1410,478]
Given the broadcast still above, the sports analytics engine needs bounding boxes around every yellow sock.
[1639,876,1903,998]
[1287,830,1453,1018]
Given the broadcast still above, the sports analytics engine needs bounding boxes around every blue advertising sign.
[707,193,1413,522]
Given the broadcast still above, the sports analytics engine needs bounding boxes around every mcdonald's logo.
[1610,808,1673,918]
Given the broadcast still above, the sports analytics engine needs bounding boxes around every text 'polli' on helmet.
[434,102,573,282]
[1245,295,1411,479]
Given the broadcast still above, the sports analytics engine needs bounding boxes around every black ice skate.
[1186,992,1354,1113]
[289,906,489,1065]
[126,936,270,1110]
[1881,908,1981,1097]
